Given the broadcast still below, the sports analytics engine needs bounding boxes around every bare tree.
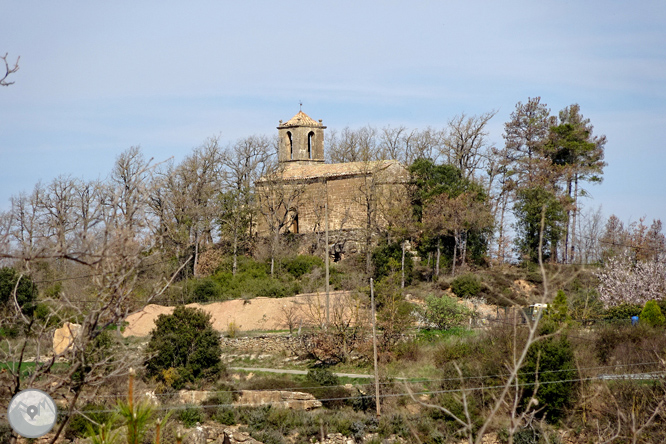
[575,205,604,264]
[327,126,381,163]
[151,138,223,274]
[441,110,498,180]
[378,125,410,163]
[219,135,272,275]
[1,52,19,86]
[0,155,183,444]
[111,146,151,235]
[255,162,305,276]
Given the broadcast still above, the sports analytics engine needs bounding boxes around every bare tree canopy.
[441,110,498,180]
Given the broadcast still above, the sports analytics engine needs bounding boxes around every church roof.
[278,159,409,182]
[279,111,323,128]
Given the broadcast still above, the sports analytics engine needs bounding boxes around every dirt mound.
[122,291,349,337]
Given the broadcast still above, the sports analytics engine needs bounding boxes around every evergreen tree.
[513,186,566,263]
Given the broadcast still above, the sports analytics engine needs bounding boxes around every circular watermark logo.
[7,389,58,438]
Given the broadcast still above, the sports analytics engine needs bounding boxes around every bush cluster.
[422,294,472,330]
[144,306,223,388]
[519,322,577,421]
[0,267,37,319]
[640,300,665,327]
[371,242,413,284]
[450,273,482,299]
[172,256,327,303]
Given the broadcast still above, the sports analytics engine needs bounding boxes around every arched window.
[307,131,314,159]
[290,212,299,234]
[287,131,293,160]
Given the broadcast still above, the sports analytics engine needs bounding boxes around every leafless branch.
[1,53,20,86]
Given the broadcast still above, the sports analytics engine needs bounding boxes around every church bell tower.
[277,111,326,164]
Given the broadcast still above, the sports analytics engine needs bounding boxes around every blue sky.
[1,1,665,226]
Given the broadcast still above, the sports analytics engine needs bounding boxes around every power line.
[3,371,661,417]
[7,361,660,401]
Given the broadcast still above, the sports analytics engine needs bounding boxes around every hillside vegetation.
[2,100,666,443]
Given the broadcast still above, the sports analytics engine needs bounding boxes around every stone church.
[257,110,409,256]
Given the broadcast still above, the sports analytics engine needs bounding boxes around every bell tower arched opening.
[287,131,293,160]
[307,131,314,159]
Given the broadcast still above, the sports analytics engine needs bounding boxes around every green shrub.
[145,306,223,387]
[603,303,642,320]
[640,300,665,327]
[34,303,61,328]
[192,278,221,303]
[394,339,421,361]
[423,294,472,330]
[178,405,204,428]
[372,242,413,284]
[377,413,410,439]
[549,290,570,323]
[510,427,543,444]
[0,267,37,317]
[283,255,324,278]
[450,274,482,299]
[307,367,339,386]
[433,339,484,367]
[251,429,285,444]
[519,322,576,421]
[213,407,236,425]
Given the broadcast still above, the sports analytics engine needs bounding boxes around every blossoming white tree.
[596,252,666,307]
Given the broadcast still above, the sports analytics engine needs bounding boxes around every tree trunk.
[271,230,279,277]
[193,231,200,277]
[451,230,459,276]
[570,175,579,264]
[401,240,406,289]
[436,239,441,278]
[497,192,508,264]
[563,178,572,263]
[232,218,239,276]
[460,231,468,271]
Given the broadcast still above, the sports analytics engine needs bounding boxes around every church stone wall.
[256,171,409,239]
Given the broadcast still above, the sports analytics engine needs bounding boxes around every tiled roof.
[279,111,323,128]
[279,159,409,181]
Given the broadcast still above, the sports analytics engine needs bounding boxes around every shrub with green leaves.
[145,306,223,388]
[192,278,222,303]
[178,406,205,428]
[0,267,37,317]
[372,242,413,284]
[603,303,642,321]
[450,274,482,299]
[306,367,339,386]
[549,290,570,323]
[423,294,472,330]
[519,322,576,421]
[283,255,324,278]
[640,300,665,327]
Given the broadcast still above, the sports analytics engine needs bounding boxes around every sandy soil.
[122,291,350,337]
[123,289,510,338]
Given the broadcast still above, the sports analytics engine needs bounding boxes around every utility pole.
[370,277,380,417]
[325,179,330,328]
